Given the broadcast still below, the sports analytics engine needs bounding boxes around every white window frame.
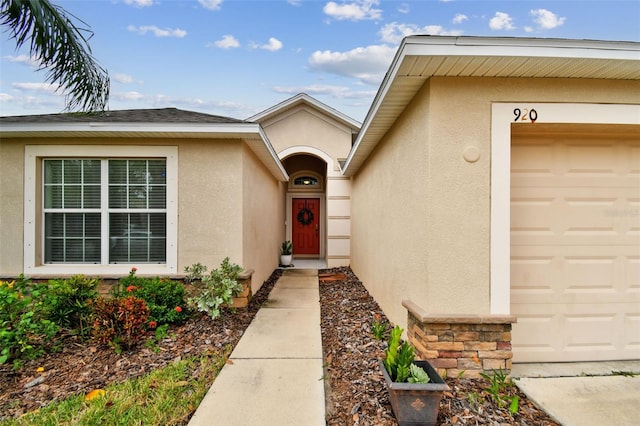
[490,102,640,314]
[25,145,178,276]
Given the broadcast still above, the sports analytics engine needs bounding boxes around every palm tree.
[1,0,109,112]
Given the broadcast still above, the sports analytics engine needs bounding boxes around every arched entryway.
[282,153,327,260]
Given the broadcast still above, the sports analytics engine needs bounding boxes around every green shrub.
[42,275,99,334]
[113,269,188,325]
[91,296,150,352]
[0,276,59,367]
[188,257,243,320]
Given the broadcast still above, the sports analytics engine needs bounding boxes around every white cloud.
[452,13,468,24]
[308,44,396,85]
[489,12,515,30]
[530,9,566,29]
[0,93,14,101]
[124,0,153,7]
[397,3,410,14]
[251,37,283,51]
[323,0,382,21]
[198,0,223,10]
[127,25,187,38]
[112,91,146,101]
[380,22,462,44]
[272,84,376,99]
[287,0,302,5]
[12,82,60,93]
[113,73,135,84]
[4,54,40,67]
[524,26,534,33]
[213,35,240,49]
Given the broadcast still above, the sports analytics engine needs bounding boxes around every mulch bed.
[2,266,559,425]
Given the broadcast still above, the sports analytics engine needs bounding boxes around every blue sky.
[1,0,639,121]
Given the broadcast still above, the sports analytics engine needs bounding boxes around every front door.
[292,198,320,255]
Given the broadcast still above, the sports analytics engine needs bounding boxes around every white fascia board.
[402,35,640,60]
[0,121,262,137]
[253,126,289,181]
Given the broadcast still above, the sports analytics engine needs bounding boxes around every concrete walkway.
[512,361,640,426]
[188,269,325,426]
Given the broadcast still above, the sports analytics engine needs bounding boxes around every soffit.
[0,122,289,182]
[342,36,640,176]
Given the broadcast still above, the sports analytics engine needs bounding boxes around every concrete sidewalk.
[512,361,640,426]
[188,269,325,426]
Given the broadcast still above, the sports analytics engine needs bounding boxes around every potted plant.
[280,240,293,266]
[380,325,449,426]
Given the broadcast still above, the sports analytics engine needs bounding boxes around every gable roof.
[342,36,640,176]
[0,108,288,181]
[248,93,361,132]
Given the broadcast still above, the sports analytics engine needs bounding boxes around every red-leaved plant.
[90,296,150,352]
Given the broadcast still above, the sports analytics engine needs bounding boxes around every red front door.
[292,198,320,255]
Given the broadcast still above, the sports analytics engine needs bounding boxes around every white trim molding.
[24,145,178,277]
[490,102,640,314]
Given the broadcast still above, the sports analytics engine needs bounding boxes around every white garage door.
[510,125,640,363]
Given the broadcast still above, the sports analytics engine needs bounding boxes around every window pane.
[129,186,147,208]
[45,160,62,184]
[63,186,81,208]
[109,160,127,185]
[64,160,82,184]
[44,213,101,263]
[149,186,166,208]
[109,213,165,263]
[84,160,101,183]
[149,160,166,185]
[109,185,127,208]
[128,160,148,184]
[84,185,101,208]
[65,213,84,237]
[44,185,62,209]
[45,213,64,237]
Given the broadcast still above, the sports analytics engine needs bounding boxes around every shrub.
[188,257,243,320]
[113,269,188,325]
[0,276,59,366]
[42,275,99,334]
[91,296,150,352]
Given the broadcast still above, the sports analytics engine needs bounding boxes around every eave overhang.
[0,121,289,182]
[341,36,640,177]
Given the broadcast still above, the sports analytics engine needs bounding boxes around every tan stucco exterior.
[253,97,358,267]
[0,136,285,289]
[350,76,640,329]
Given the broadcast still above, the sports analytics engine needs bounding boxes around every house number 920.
[513,108,538,123]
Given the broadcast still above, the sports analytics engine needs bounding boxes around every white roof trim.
[248,93,361,130]
[342,36,640,176]
[1,121,289,181]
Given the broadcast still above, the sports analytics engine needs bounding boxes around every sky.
[1,0,639,122]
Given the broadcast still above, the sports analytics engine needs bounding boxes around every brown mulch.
[1,267,559,425]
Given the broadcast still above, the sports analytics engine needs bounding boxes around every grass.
[1,346,231,426]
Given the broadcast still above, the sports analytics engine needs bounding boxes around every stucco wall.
[0,137,251,278]
[351,76,640,330]
[0,139,25,275]
[263,107,353,166]
[241,143,286,291]
[177,139,244,271]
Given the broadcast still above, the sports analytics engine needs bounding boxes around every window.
[25,146,177,275]
[43,159,167,264]
[293,176,319,186]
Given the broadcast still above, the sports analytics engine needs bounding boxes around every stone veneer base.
[403,300,517,379]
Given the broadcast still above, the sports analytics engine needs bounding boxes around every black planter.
[379,360,450,426]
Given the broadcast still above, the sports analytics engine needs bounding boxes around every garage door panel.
[511,131,640,362]
[512,305,640,362]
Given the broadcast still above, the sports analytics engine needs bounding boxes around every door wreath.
[297,202,314,226]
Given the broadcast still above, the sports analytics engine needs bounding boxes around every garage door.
[510,125,640,362]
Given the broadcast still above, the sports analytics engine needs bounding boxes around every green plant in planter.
[383,325,430,383]
[281,240,293,255]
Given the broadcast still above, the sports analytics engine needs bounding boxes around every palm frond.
[1,0,110,112]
